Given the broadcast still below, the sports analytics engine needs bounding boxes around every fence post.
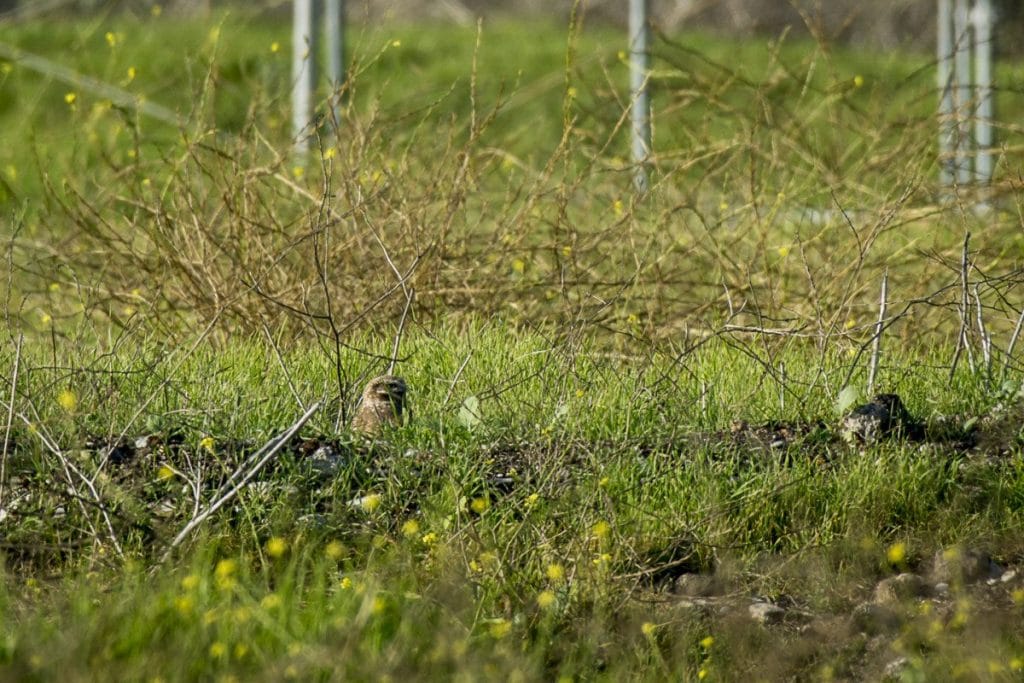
[325,0,345,107]
[937,0,955,186]
[629,0,650,194]
[973,0,994,185]
[952,0,972,185]
[292,0,316,152]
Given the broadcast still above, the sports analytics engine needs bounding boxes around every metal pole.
[953,0,972,185]
[973,0,994,185]
[629,0,650,194]
[937,0,955,186]
[325,0,345,94]
[292,0,315,152]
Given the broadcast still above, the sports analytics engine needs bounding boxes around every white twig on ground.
[3,405,124,558]
[162,401,322,561]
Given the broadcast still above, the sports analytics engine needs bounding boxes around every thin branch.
[1,332,22,509]
[867,269,888,395]
[161,401,322,562]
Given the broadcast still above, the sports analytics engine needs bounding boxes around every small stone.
[841,394,914,444]
[673,573,716,597]
[931,547,1002,585]
[152,498,177,517]
[933,582,950,597]
[1001,570,1017,583]
[852,602,900,635]
[676,598,715,619]
[873,573,927,604]
[883,656,910,680]
[306,445,346,476]
[748,601,785,626]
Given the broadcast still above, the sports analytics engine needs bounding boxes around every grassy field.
[3,7,1024,681]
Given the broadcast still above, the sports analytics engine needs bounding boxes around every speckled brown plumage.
[350,375,408,436]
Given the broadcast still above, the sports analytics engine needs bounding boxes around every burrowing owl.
[351,375,408,436]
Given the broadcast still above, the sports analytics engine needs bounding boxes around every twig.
[161,401,322,561]
[387,288,415,376]
[261,322,303,409]
[5,405,124,558]
[1,332,22,509]
[950,232,974,379]
[443,350,475,407]
[867,269,888,395]
[1003,304,1024,382]
[973,284,992,381]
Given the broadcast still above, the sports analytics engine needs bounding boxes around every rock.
[306,444,347,477]
[841,394,917,444]
[930,547,1003,585]
[1001,569,1017,584]
[673,573,716,597]
[748,601,786,626]
[852,602,900,635]
[873,573,927,604]
[883,656,910,680]
[152,498,177,517]
[675,598,716,619]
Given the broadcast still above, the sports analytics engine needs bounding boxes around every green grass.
[3,7,1024,682]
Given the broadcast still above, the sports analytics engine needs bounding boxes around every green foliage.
[2,8,1024,681]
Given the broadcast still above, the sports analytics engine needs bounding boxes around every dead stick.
[162,401,322,561]
[1,333,22,509]
[867,269,888,395]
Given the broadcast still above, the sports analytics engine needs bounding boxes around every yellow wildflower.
[470,497,490,514]
[57,389,77,412]
[641,622,657,637]
[537,590,556,609]
[420,532,438,546]
[261,592,282,610]
[700,635,714,649]
[325,540,345,560]
[401,519,420,538]
[546,563,565,582]
[209,641,226,659]
[488,619,511,639]
[180,574,199,591]
[157,465,175,481]
[360,493,382,512]
[214,558,237,589]
[886,542,906,565]
[266,536,287,558]
[270,41,280,53]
